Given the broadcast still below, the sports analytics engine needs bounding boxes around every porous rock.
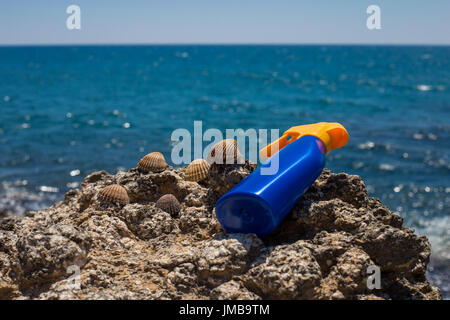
[0,165,442,300]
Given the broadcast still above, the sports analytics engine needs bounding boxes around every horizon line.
[1,43,450,48]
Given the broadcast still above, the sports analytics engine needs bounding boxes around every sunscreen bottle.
[215,122,349,236]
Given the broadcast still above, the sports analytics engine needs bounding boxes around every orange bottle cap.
[260,122,349,160]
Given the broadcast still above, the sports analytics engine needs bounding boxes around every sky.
[0,0,449,45]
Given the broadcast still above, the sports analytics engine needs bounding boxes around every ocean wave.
[418,216,450,298]
[417,216,450,263]
[0,183,60,217]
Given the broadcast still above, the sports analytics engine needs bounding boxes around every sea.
[0,45,448,298]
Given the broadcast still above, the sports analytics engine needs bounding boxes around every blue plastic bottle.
[215,122,349,236]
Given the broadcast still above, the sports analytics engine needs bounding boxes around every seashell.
[207,139,243,165]
[184,159,210,182]
[155,194,181,216]
[98,184,129,205]
[138,152,168,173]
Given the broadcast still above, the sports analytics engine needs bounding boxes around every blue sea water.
[0,45,449,297]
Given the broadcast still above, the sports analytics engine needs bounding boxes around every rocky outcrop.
[0,163,442,300]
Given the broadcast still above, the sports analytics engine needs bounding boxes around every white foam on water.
[0,182,60,217]
[379,163,395,171]
[417,84,432,91]
[415,215,450,298]
[416,215,450,263]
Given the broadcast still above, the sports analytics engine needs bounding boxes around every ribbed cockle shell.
[184,159,210,182]
[155,194,181,216]
[207,139,243,165]
[138,152,168,173]
[98,184,129,205]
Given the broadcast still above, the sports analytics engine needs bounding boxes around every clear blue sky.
[1,0,449,45]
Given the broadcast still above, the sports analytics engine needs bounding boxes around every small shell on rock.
[155,194,181,216]
[138,152,168,173]
[98,184,129,205]
[207,139,243,165]
[185,158,210,182]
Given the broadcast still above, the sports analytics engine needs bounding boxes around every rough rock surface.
[0,163,442,300]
